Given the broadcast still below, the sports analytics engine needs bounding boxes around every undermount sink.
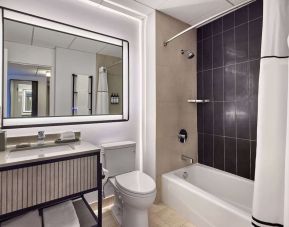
[7,144,73,161]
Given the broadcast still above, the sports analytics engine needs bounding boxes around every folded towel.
[43,201,80,227]
[2,210,42,227]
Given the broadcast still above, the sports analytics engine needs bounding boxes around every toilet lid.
[115,171,156,195]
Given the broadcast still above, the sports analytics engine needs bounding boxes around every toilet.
[101,141,156,227]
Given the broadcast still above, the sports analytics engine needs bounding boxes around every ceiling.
[92,0,251,26]
[134,0,250,25]
[4,19,122,58]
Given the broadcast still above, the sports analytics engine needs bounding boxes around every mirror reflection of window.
[72,74,93,116]
[3,19,123,119]
[22,89,32,114]
[7,64,50,118]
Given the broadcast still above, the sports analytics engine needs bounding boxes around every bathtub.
[162,163,254,227]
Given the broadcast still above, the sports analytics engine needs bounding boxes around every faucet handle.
[38,131,45,140]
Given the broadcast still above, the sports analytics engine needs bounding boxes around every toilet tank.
[101,141,136,177]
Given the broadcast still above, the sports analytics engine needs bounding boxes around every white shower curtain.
[252,0,289,226]
[96,66,109,115]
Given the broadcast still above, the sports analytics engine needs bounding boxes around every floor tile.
[97,202,197,227]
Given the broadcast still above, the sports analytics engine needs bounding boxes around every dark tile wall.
[197,0,263,180]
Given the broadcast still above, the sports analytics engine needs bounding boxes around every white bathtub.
[162,163,254,227]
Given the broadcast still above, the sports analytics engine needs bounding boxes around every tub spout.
[181,154,193,163]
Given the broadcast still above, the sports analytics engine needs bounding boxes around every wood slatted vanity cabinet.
[0,141,102,227]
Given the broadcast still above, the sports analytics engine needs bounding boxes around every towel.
[96,67,109,114]
[98,67,108,92]
[43,201,80,227]
[96,92,109,115]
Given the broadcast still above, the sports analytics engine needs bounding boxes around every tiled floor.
[101,203,196,227]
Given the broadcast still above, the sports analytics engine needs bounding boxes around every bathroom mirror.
[0,9,129,128]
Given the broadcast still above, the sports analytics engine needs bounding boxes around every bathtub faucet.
[181,154,193,164]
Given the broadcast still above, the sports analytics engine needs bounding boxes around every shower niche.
[0,8,129,128]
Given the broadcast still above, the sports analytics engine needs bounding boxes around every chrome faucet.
[37,131,45,145]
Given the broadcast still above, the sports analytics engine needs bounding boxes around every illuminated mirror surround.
[0,9,129,128]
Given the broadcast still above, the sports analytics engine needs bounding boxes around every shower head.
[181,49,195,59]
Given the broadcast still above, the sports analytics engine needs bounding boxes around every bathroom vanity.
[0,141,102,227]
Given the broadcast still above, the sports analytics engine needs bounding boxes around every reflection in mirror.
[3,19,123,118]
[8,63,51,118]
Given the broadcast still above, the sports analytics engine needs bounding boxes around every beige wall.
[155,11,198,202]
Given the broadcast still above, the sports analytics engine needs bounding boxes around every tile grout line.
[198,58,262,73]
[221,16,226,172]
[248,6,253,180]
[198,132,256,143]
[212,25,215,168]
[233,11,238,175]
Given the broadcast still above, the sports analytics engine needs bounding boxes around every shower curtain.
[96,66,109,115]
[252,0,289,226]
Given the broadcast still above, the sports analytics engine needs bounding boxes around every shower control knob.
[178,129,188,143]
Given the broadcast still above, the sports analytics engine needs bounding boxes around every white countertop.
[0,141,100,169]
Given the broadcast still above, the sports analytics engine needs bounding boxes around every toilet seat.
[115,171,156,197]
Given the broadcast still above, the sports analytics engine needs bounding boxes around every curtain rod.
[163,0,256,47]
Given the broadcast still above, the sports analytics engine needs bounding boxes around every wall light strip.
[103,0,147,18]
[78,0,147,171]
[78,0,144,21]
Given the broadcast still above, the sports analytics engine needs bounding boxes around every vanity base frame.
[0,151,102,227]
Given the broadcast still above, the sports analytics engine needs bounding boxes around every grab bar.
[181,154,193,163]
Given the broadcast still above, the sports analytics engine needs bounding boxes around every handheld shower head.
[181,49,195,59]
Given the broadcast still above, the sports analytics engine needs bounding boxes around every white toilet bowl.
[110,171,156,227]
[101,141,156,227]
